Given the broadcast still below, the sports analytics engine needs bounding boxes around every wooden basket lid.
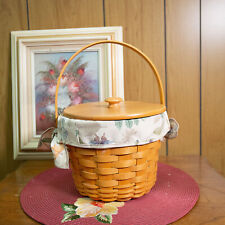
[63,97,166,121]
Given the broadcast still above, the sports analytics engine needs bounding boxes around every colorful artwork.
[34,51,99,135]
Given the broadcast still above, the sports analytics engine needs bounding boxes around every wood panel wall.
[0,0,225,180]
[166,0,200,155]
[28,0,104,29]
[0,0,28,180]
[202,0,225,175]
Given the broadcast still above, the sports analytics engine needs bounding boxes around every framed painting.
[11,27,124,159]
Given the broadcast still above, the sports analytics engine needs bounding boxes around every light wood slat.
[28,0,104,29]
[166,0,200,155]
[68,142,159,201]
[104,0,166,155]
[0,0,28,180]
[202,0,225,176]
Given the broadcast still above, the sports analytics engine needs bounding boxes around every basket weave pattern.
[68,141,160,202]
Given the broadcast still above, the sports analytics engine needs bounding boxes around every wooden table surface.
[0,156,225,225]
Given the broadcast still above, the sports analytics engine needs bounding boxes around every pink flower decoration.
[77,68,85,76]
[48,84,56,95]
[60,74,68,86]
[72,96,82,105]
[40,113,46,121]
[68,81,80,93]
[49,69,55,75]
[57,59,67,71]
[61,59,67,65]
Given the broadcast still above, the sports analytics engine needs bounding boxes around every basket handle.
[55,40,165,119]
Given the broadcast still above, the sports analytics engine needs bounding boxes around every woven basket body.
[53,40,168,202]
[68,140,160,202]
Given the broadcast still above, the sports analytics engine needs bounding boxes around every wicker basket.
[54,40,168,202]
[67,141,160,202]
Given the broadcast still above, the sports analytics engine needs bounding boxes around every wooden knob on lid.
[105,97,123,108]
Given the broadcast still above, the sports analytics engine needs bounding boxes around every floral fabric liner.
[51,111,170,169]
[51,136,70,169]
[56,111,170,149]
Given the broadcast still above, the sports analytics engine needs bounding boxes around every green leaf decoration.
[95,214,112,224]
[115,121,123,129]
[61,203,77,212]
[125,120,133,129]
[76,62,88,75]
[75,130,79,137]
[78,137,85,144]
[37,71,55,80]
[153,126,163,135]
[45,61,59,71]
[68,57,84,74]
[61,212,80,223]
[134,119,139,126]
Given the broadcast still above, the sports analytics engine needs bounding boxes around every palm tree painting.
[34,51,99,135]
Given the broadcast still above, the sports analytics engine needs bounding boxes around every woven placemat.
[20,163,199,225]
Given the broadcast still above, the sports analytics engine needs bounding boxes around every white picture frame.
[11,26,124,159]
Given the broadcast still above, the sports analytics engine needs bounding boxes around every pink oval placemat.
[20,163,199,225]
